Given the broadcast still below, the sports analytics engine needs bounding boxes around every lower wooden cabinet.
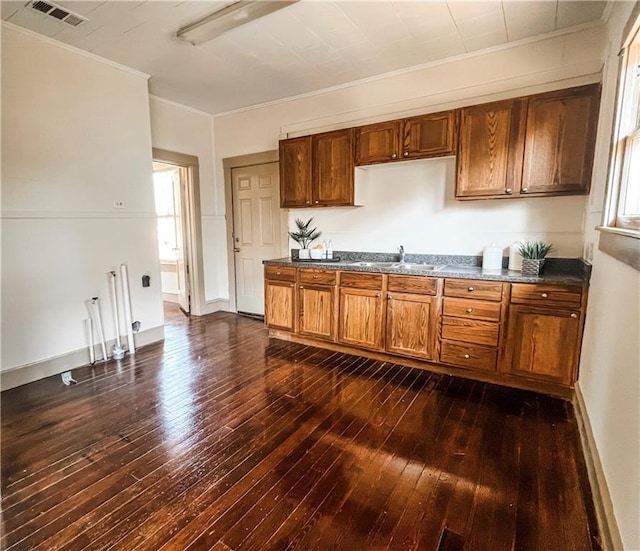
[501,305,582,386]
[386,291,439,361]
[298,284,337,341]
[265,280,296,332]
[338,287,384,351]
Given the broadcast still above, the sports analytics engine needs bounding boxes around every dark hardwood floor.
[1,302,601,550]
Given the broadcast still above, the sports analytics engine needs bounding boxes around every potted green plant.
[288,217,322,259]
[518,241,554,276]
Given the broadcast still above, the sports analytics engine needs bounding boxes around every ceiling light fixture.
[177,1,299,45]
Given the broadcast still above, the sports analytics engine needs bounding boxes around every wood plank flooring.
[1,303,601,550]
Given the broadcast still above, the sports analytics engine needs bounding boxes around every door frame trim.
[152,148,206,316]
[223,150,284,313]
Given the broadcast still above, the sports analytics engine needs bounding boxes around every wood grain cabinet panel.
[456,99,525,199]
[402,111,457,159]
[265,280,296,332]
[521,84,600,195]
[299,284,336,341]
[312,128,354,206]
[388,275,438,295]
[339,287,384,351]
[279,136,312,207]
[298,268,337,286]
[440,341,497,372]
[441,317,500,347]
[444,279,505,301]
[443,297,501,322]
[510,283,582,308]
[386,292,439,361]
[502,305,582,386]
[355,120,402,165]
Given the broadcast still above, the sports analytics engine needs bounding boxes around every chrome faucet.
[398,245,405,263]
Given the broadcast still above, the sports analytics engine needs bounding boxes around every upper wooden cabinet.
[521,84,600,195]
[312,128,354,206]
[355,111,457,166]
[279,129,354,207]
[279,136,312,208]
[456,99,526,199]
[456,84,600,199]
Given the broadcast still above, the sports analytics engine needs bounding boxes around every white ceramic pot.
[298,248,310,260]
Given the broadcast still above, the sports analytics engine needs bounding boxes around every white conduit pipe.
[91,297,108,361]
[109,271,126,360]
[86,317,95,365]
[120,263,136,355]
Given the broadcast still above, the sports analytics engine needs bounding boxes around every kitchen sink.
[348,261,445,271]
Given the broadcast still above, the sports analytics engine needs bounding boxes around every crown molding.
[1,21,150,80]
[149,95,214,118]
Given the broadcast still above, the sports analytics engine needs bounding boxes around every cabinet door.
[299,284,336,341]
[279,136,312,208]
[312,129,354,206]
[456,99,526,199]
[502,305,582,386]
[355,120,402,165]
[265,280,296,331]
[386,292,439,361]
[521,84,600,195]
[402,111,457,159]
[338,287,384,350]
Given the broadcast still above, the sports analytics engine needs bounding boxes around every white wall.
[149,97,229,308]
[1,25,163,372]
[214,25,605,259]
[579,3,640,549]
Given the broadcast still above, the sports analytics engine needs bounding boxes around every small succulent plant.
[518,241,554,260]
[288,218,322,249]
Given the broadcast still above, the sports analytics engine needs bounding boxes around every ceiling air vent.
[29,0,87,27]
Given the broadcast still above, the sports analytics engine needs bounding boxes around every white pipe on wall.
[86,317,95,364]
[120,263,136,355]
[108,271,122,348]
[91,297,108,361]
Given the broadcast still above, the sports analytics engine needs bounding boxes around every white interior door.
[174,168,190,314]
[232,162,282,315]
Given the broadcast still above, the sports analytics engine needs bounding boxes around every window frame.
[599,8,640,270]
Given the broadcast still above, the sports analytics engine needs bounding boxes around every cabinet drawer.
[440,341,497,372]
[340,271,383,290]
[388,275,438,295]
[299,268,337,286]
[265,265,297,282]
[444,279,505,301]
[442,317,500,346]
[443,297,501,322]
[511,283,582,308]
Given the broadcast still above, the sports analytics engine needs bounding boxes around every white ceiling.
[1,1,608,114]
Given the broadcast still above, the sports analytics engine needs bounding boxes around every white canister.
[508,242,523,271]
[482,244,503,271]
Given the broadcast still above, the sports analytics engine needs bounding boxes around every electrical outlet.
[585,242,594,262]
[113,200,125,209]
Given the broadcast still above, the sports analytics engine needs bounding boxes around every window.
[599,9,640,270]
[153,168,181,262]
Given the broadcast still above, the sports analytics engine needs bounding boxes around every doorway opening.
[152,161,192,317]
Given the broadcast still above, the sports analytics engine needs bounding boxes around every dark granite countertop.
[263,251,591,286]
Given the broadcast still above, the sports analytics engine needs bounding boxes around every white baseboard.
[0,325,165,391]
[200,298,230,315]
[573,383,624,551]
[162,292,179,303]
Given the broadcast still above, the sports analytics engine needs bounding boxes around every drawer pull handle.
[468,286,474,292]
[276,271,281,275]
[466,308,473,313]
[464,354,470,359]
[571,313,578,319]
[313,275,320,279]
[541,293,548,298]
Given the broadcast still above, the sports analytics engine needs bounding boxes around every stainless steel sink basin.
[348,261,445,271]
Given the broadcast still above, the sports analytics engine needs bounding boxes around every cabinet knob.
[466,308,473,313]
[571,313,578,319]
[313,275,319,279]
[468,286,474,292]
[521,187,529,193]
[376,293,381,297]
[388,294,393,300]
[299,285,304,289]
[505,188,513,194]
[403,151,409,157]
[290,283,294,287]
[306,200,311,204]
[464,354,470,359]
[541,293,548,298]
[314,200,319,204]
[276,271,281,275]
[391,153,397,159]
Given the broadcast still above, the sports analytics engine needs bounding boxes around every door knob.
[234,248,240,253]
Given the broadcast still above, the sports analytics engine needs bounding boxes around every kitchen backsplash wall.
[289,157,586,257]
